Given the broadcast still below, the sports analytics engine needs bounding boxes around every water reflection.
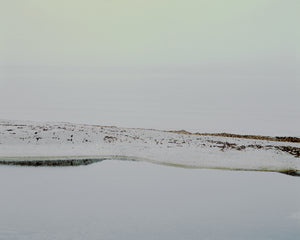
[0,161,299,240]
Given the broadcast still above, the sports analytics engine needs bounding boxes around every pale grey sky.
[0,0,299,135]
[1,0,298,70]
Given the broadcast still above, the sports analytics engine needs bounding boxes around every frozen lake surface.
[0,160,299,240]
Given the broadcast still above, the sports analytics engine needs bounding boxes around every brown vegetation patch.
[104,136,117,143]
[205,139,300,158]
[167,131,300,143]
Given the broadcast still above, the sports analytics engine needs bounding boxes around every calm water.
[0,161,299,240]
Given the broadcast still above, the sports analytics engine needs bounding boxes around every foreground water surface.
[0,160,299,240]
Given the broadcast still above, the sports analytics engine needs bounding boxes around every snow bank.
[0,120,299,175]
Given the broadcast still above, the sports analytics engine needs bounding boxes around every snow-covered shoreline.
[0,119,299,175]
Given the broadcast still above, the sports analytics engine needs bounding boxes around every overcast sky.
[0,0,299,135]
[1,0,298,70]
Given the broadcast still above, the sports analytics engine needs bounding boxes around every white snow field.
[1,119,299,175]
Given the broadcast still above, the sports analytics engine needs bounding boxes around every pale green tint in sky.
[0,0,299,72]
[0,1,299,133]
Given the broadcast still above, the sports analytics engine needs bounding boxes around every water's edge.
[0,156,299,177]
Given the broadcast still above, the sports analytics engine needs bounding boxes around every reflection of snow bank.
[0,120,299,174]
